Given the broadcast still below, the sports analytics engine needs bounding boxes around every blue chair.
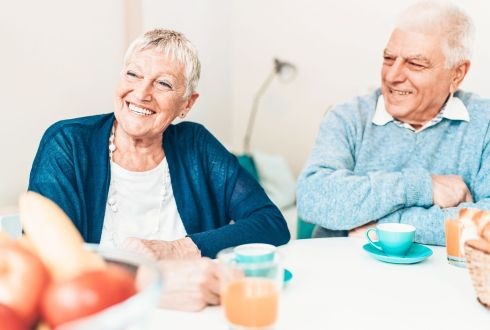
[296,217,315,239]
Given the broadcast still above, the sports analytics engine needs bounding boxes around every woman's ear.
[449,60,470,94]
[179,93,199,118]
[185,93,199,110]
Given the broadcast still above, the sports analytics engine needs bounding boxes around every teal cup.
[234,243,276,264]
[366,223,415,256]
[233,244,277,277]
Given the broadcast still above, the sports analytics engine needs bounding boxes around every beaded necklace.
[104,123,170,247]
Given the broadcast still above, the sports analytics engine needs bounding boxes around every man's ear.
[449,60,470,94]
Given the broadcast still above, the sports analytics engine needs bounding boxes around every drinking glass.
[445,218,466,267]
[218,247,282,330]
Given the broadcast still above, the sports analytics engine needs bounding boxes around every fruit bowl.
[54,244,163,330]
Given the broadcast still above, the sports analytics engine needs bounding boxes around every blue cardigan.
[29,114,290,257]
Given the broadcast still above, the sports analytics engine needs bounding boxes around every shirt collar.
[372,95,392,125]
[372,94,469,127]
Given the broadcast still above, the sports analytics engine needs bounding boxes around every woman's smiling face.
[114,47,198,140]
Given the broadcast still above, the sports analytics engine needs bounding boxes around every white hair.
[124,28,201,98]
[396,1,475,68]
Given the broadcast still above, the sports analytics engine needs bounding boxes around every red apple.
[0,242,50,326]
[0,303,27,330]
[41,265,136,327]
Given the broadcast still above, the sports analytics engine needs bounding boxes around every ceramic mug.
[234,243,276,264]
[366,223,415,256]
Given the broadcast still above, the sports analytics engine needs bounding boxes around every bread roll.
[471,211,490,237]
[459,208,479,220]
[466,239,490,254]
[482,222,490,242]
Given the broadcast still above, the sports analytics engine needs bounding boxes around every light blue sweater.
[297,89,490,245]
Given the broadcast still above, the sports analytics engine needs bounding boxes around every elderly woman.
[28,28,290,260]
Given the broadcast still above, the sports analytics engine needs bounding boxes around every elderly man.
[297,1,490,245]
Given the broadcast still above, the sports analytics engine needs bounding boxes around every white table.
[148,238,489,329]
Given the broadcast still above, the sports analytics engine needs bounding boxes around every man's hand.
[136,258,220,312]
[348,221,377,238]
[432,174,473,208]
[122,237,201,260]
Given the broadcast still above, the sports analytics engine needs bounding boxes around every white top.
[147,238,489,330]
[100,158,187,249]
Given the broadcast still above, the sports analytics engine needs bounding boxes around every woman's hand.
[137,258,220,312]
[122,237,201,260]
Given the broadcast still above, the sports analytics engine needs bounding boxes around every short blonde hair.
[396,1,475,68]
[124,28,201,98]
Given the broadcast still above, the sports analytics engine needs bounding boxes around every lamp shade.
[274,58,297,82]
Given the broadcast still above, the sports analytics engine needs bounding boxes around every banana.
[18,192,105,282]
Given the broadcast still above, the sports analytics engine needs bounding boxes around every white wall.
[0,0,125,207]
[0,0,233,208]
[141,0,233,145]
[229,0,490,176]
[2,0,489,208]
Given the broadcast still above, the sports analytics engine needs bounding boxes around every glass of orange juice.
[218,247,282,330]
[445,218,466,267]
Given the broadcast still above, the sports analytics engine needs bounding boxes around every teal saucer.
[363,243,433,264]
[283,268,293,284]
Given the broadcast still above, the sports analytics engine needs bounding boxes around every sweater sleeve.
[186,127,290,258]
[28,125,82,229]
[296,103,433,231]
[379,121,490,246]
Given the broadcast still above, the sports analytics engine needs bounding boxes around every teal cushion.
[297,217,315,239]
[237,154,260,182]
[252,151,295,210]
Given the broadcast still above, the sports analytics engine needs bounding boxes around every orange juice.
[445,218,462,263]
[222,277,279,328]
[445,217,477,267]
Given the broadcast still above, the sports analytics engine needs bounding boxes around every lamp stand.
[242,68,276,154]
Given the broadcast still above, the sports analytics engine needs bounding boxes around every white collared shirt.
[372,94,470,132]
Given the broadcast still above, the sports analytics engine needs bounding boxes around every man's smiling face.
[381,27,454,128]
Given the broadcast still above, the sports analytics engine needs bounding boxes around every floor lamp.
[242,58,297,154]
